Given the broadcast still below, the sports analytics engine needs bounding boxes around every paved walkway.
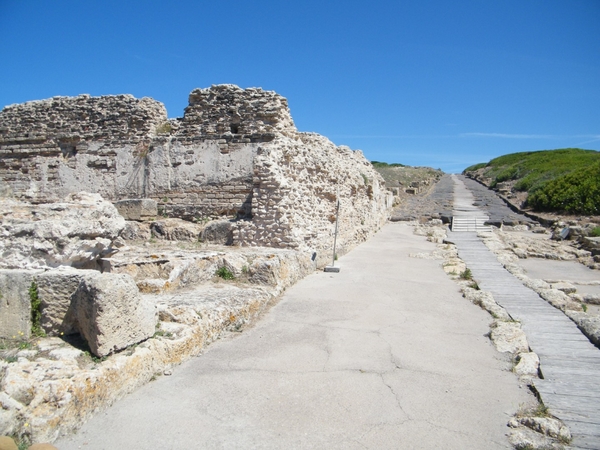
[449,176,600,449]
[57,223,529,450]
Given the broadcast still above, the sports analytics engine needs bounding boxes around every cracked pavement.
[56,223,532,449]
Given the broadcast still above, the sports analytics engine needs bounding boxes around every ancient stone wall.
[0,86,292,217]
[1,85,392,257]
[234,133,392,265]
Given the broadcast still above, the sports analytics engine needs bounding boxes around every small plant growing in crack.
[460,268,473,280]
[469,281,480,290]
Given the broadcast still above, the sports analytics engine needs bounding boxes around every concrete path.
[449,176,600,449]
[56,223,529,450]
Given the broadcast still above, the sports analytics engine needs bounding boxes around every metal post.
[325,188,341,273]
[331,197,339,267]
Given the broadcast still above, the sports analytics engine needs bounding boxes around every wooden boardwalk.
[450,176,600,449]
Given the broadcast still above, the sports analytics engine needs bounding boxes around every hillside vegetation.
[463,148,600,215]
[371,161,443,187]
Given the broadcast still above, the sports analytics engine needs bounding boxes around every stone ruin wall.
[235,133,391,265]
[0,85,392,258]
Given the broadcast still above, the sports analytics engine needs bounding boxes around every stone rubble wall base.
[0,250,313,444]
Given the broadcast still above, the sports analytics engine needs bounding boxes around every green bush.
[216,266,235,280]
[526,162,600,214]
[463,148,600,214]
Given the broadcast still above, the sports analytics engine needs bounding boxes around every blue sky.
[1,0,598,173]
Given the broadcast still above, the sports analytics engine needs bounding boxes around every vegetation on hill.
[371,161,443,187]
[463,148,600,215]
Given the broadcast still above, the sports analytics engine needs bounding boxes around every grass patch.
[590,227,600,237]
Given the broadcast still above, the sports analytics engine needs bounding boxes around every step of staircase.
[451,216,492,232]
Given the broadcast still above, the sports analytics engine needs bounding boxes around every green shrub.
[526,162,600,214]
[463,148,600,214]
[216,266,235,280]
[591,227,600,237]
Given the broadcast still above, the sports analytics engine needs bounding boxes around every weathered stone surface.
[114,199,158,221]
[0,248,312,443]
[514,352,540,378]
[565,310,600,348]
[517,416,571,441]
[0,193,125,270]
[73,272,157,357]
[150,218,202,241]
[538,288,582,311]
[234,135,392,266]
[583,293,600,305]
[200,219,234,245]
[34,268,86,335]
[507,426,566,450]
[489,320,529,354]
[0,270,41,339]
[551,282,577,294]
[462,287,511,320]
[119,221,151,241]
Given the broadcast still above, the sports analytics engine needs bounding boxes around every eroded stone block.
[114,199,158,221]
[34,268,88,335]
[73,272,157,357]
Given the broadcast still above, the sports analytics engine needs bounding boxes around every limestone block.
[507,427,561,450]
[0,270,42,339]
[551,281,576,294]
[0,194,125,270]
[73,272,157,357]
[150,219,202,241]
[514,352,540,377]
[489,320,529,354]
[539,288,582,311]
[516,416,571,441]
[120,221,151,240]
[34,268,88,335]
[462,287,511,320]
[114,199,158,221]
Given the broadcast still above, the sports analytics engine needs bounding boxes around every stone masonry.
[0,85,392,261]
